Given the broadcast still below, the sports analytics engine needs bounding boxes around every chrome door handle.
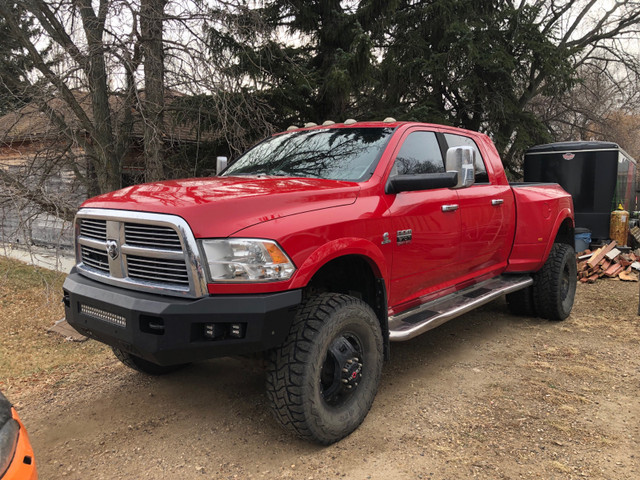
[442,204,459,212]
[491,199,504,206]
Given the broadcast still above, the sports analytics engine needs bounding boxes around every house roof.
[0,90,220,144]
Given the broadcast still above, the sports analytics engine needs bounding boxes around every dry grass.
[0,257,109,397]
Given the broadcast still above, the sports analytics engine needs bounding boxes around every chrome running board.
[389,275,533,341]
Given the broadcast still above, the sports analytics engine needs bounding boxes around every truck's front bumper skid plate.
[63,270,302,365]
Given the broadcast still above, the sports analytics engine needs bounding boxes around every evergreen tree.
[373,0,576,171]
[207,0,397,127]
[0,3,36,115]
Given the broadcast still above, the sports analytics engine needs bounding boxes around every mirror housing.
[386,172,458,194]
[216,156,228,175]
[446,146,476,189]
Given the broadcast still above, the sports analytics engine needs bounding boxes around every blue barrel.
[574,228,591,252]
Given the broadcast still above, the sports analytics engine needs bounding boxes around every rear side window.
[393,131,444,175]
[443,133,489,183]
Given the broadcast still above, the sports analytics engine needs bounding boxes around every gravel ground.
[6,277,640,480]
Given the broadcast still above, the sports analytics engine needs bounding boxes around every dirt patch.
[3,258,640,479]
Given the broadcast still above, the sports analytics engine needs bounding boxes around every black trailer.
[524,141,637,242]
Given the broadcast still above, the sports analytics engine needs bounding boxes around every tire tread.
[532,243,577,321]
[266,293,382,444]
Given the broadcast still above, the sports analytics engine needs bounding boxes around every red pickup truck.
[63,120,576,444]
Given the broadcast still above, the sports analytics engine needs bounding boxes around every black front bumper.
[63,270,302,365]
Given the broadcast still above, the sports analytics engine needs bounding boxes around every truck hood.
[83,176,360,238]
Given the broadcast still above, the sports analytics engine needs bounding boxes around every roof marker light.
[304,122,318,128]
[344,119,357,125]
[286,125,298,131]
[383,117,396,123]
[322,120,336,126]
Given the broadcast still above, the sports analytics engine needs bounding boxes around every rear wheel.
[506,286,536,316]
[112,347,189,375]
[266,293,383,444]
[533,243,577,321]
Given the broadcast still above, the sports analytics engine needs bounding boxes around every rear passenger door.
[444,133,515,277]
[385,130,463,309]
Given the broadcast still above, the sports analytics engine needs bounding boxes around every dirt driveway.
[10,280,640,479]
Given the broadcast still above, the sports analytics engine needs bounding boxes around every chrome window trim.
[75,208,208,298]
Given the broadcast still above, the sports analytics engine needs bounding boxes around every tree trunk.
[77,0,121,193]
[140,0,166,182]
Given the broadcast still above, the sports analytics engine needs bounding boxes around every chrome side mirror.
[216,156,228,175]
[446,146,476,189]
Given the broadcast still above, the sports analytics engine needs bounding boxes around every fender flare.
[289,237,389,290]
[541,208,575,266]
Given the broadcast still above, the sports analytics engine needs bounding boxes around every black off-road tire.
[532,243,577,321]
[506,286,537,316]
[266,293,383,445]
[112,347,188,375]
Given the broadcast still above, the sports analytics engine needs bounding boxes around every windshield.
[223,127,395,182]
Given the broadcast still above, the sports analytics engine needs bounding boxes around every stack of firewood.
[577,241,640,283]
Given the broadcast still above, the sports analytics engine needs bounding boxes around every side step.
[389,274,533,341]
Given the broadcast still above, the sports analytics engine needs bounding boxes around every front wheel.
[266,293,383,445]
[533,243,577,321]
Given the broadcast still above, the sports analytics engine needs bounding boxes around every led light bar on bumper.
[199,239,295,282]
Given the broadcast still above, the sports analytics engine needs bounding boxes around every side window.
[393,131,444,176]
[443,133,489,183]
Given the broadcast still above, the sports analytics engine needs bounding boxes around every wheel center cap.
[341,358,362,386]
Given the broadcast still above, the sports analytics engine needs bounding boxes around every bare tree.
[0,1,120,195]
[519,0,640,162]
[162,0,279,157]
[0,0,173,197]
[0,0,170,258]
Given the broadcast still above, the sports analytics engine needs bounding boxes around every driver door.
[385,129,462,310]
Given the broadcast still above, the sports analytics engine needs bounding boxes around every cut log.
[619,270,639,282]
[587,274,599,283]
[587,241,617,268]
[604,263,624,277]
[605,248,621,261]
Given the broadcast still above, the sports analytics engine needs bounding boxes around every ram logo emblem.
[106,239,120,260]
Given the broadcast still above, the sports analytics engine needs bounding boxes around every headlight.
[199,239,296,282]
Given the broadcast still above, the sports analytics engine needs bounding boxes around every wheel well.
[305,255,389,359]
[554,218,575,247]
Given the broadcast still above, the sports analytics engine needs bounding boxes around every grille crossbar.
[127,255,190,285]
[80,219,107,241]
[80,245,109,273]
[124,223,182,250]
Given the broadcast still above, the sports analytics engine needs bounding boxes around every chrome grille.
[80,245,109,273]
[80,219,107,241]
[127,255,190,285]
[74,209,207,298]
[124,223,182,250]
